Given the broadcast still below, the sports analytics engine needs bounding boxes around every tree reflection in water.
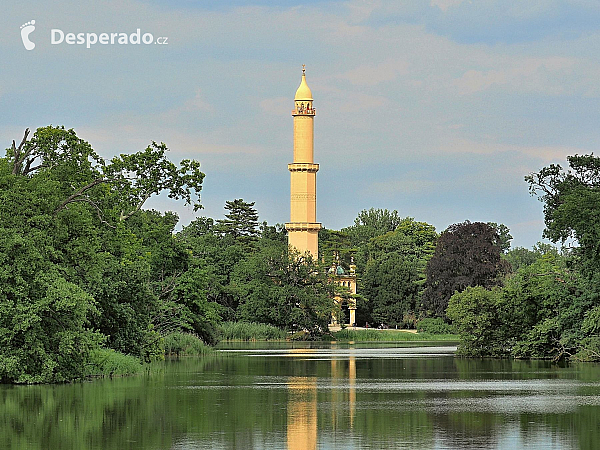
[1,344,598,449]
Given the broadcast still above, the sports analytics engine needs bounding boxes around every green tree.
[319,228,354,269]
[504,247,539,272]
[502,253,580,360]
[171,267,223,345]
[576,306,600,361]
[360,218,437,327]
[504,242,560,272]
[260,221,287,243]
[526,154,600,275]
[448,252,585,360]
[178,216,246,321]
[342,208,403,248]
[363,253,419,327]
[0,126,206,382]
[487,222,513,253]
[447,286,508,357]
[216,199,260,246]
[233,241,335,335]
[0,226,103,382]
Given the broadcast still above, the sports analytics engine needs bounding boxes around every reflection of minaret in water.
[330,356,357,429]
[349,356,356,428]
[285,65,321,258]
[287,376,318,450]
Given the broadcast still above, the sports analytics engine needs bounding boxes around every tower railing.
[292,108,316,115]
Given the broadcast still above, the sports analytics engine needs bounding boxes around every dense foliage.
[0,126,205,382]
[0,127,335,383]
[342,208,403,248]
[360,218,437,327]
[4,126,600,384]
[446,155,600,361]
[447,253,588,360]
[421,221,509,317]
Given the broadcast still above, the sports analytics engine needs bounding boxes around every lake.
[1,342,599,449]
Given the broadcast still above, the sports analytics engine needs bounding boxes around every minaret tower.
[285,66,321,258]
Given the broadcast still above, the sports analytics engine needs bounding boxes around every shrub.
[416,318,456,335]
[332,329,457,341]
[87,349,142,377]
[217,322,287,341]
[163,332,212,356]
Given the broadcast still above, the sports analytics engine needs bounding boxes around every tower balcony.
[288,163,319,173]
[285,222,322,232]
[292,108,316,116]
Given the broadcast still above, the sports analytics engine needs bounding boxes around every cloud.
[4,0,600,247]
[430,0,466,13]
[339,92,388,112]
[434,136,586,164]
[368,177,436,196]
[260,97,289,115]
[452,56,579,96]
[367,0,600,44]
[338,59,410,86]
[182,89,214,112]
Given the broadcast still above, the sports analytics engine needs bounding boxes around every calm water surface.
[1,342,600,449]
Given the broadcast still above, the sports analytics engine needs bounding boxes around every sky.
[3,0,600,249]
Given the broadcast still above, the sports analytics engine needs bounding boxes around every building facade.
[329,260,358,327]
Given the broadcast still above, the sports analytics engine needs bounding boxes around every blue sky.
[3,0,600,248]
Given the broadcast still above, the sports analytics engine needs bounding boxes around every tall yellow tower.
[286,66,321,258]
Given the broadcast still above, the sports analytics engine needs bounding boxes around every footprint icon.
[20,20,36,50]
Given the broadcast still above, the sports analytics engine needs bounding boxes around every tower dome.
[295,66,313,101]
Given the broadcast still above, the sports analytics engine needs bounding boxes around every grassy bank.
[86,332,212,379]
[163,332,213,356]
[216,322,458,342]
[218,321,288,341]
[332,329,458,342]
[87,348,144,377]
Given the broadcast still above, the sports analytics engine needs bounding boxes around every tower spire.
[286,67,321,258]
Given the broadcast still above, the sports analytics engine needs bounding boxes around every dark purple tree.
[421,221,509,318]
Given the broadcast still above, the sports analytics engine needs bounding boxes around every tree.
[504,242,559,272]
[421,221,509,318]
[9,126,204,227]
[260,221,287,243]
[526,154,600,276]
[319,228,354,269]
[0,126,206,381]
[342,208,403,248]
[178,216,247,321]
[487,222,513,253]
[363,253,419,327]
[0,231,103,383]
[448,252,586,360]
[216,199,260,246]
[360,218,437,327]
[447,287,508,357]
[171,267,223,345]
[576,306,600,361]
[232,241,335,335]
